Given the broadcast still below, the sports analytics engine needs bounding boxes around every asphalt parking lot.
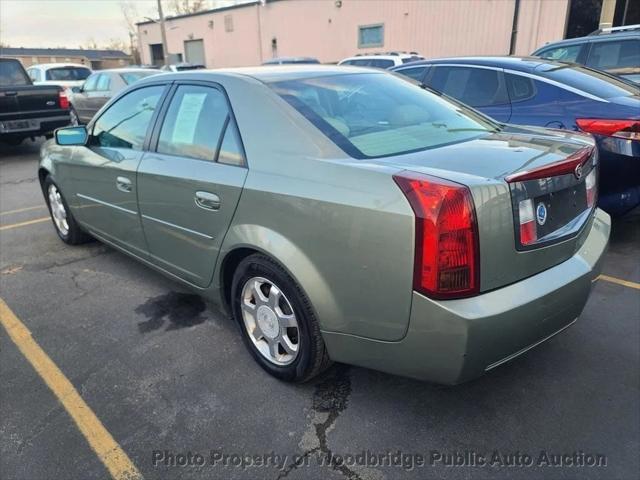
[1,139,638,480]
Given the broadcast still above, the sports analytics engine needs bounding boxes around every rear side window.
[0,60,30,86]
[537,44,582,62]
[586,40,640,70]
[27,68,41,82]
[505,73,536,102]
[157,84,229,162]
[369,59,395,69]
[92,85,163,150]
[120,71,156,85]
[395,66,427,82]
[428,66,508,107]
[45,67,91,81]
[218,119,245,166]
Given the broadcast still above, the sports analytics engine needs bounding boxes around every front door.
[72,84,167,256]
[137,83,248,287]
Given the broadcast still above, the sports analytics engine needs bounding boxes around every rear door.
[72,83,168,256]
[425,65,512,122]
[137,81,248,287]
[73,73,98,122]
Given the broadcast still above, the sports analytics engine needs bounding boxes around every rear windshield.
[534,64,639,98]
[46,67,91,81]
[270,73,498,159]
[0,59,30,86]
[120,71,158,85]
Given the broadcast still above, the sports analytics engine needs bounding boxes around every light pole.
[156,0,169,66]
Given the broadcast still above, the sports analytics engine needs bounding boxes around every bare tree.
[120,1,141,63]
[169,0,209,15]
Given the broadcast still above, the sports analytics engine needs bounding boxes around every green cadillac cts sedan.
[39,66,610,384]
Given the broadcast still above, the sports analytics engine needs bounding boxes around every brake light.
[518,199,537,245]
[577,119,640,140]
[585,168,597,208]
[505,146,594,183]
[394,172,479,299]
[58,90,69,109]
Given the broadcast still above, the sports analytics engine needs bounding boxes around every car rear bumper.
[0,115,70,140]
[322,208,610,384]
[597,137,640,216]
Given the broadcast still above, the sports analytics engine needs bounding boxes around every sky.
[0,0,244,50]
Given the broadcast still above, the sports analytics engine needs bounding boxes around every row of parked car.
[2,24,639,215]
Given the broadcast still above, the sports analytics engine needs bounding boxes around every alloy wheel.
[48,184,69,236]
[240,276,300,365]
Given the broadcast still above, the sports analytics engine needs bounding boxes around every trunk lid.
[370,125,598,291]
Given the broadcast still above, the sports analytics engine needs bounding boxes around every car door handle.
[195,191,220,211]
[116,176,132,193]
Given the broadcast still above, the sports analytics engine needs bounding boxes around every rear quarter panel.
[211,74,415,341]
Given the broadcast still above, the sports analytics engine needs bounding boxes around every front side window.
[157,84,229,162]
[358,24,384,48]
[45,67,91,81]
[271,73,498,159]
[586,40,640,71]
[395,66,427,82]
[92,85,163,150]
[427,66,508,107]
[537,44,582,63]
[83,74,99,92]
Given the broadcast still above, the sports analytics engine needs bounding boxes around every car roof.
[392,56,568,73]
[29,63,91,69]
[533,28,640,52]
[145,65,380,83]
[96,68,163,74]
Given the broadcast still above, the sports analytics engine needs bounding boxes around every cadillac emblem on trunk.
[536,202,547,226]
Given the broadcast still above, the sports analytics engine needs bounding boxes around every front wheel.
[43,176,91,245]
[231,254,331,382]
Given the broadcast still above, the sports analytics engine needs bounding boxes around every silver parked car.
[69,68,162,125]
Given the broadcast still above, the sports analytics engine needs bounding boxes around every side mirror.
[71,86,81,93]
[55,126,88,146]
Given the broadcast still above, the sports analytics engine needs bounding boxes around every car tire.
[231,253,332,382]
[69,106,80,126]
[43,176,91,245]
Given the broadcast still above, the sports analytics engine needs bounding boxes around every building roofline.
[136,0,262,26]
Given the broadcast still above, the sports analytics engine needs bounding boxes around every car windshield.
[120,71,159,85]
[534,63,639,98]
[270,72,499,159]
[46,67,91,81]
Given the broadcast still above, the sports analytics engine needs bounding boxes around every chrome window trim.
[76,193,137,216]
[141,214,214,240]
[428,63,608,103]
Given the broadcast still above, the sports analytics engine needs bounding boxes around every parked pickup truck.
[0,58,71,146]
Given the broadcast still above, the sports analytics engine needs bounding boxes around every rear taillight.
[505,146,594,183]
[518,199,537,245]
[58,91,69,109]
[394,172,479,300]
[577,119,640,140]
[585,168,597,208]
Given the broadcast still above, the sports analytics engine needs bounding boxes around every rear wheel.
[231,254,331,382]
[43,176,91,245]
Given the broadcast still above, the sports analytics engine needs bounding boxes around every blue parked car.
[391,57,640,215]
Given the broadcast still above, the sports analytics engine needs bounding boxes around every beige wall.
[138,0,570,67]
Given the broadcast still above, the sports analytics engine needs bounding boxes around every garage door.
[184,39,205,65]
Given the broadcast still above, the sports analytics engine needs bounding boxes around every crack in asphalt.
[277,364,366,480]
